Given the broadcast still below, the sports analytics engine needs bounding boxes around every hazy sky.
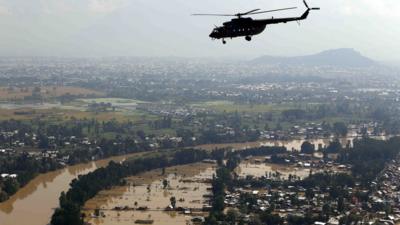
[0,0,399,61]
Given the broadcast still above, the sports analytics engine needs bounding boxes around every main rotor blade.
[192,7,297,17]
[247,7,297,15]
[241,9,261,15]
[303,0,310,9]
[192,13,234,17]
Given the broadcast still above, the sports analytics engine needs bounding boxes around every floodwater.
[0,152,147,225]
[236,160,312,180]
[236,156,350,181]
[82,163,216,225]
[196,135,389,152]
[196,138,345,152]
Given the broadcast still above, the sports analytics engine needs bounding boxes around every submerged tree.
[170,196,176,209]
[162,179,168,189]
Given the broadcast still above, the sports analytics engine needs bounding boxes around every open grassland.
[0,108,158,123]
[0,86,104,101]
[78,98,146,105]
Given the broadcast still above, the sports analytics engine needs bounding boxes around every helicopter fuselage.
[209,18,267,39]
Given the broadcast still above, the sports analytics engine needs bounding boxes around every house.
[327,217,339,225]
[314,222,326,225]
[191,217,205,223]
[0,173,17,179]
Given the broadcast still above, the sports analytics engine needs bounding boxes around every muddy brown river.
[0,135,389,225]
[0,152,146,225]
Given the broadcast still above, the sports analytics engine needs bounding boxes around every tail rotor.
[303,0,320,10]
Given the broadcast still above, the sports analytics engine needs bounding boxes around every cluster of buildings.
[258,123,330,141]
[368,156,400,224]
[223,184,350,225]
[137,102,208,118]
[219,149,400,225]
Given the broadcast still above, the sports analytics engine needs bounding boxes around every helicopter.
[193,0,320,44]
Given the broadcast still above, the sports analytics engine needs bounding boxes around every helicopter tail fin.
[300,10,310,19]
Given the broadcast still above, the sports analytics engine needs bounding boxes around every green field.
[194,101,303,113]
[78,98,147,105]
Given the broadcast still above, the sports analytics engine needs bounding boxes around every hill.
[251,48,375,67]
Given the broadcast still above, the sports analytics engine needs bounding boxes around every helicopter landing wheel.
[245,36,252,41]
[222,39,226,44]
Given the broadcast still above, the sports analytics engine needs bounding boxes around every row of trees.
[237,146,287,158]
[338,137,400,186]
[204,151,246,225]
[300,139,343,154]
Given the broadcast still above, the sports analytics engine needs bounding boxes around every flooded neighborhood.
[83,163,217,225]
